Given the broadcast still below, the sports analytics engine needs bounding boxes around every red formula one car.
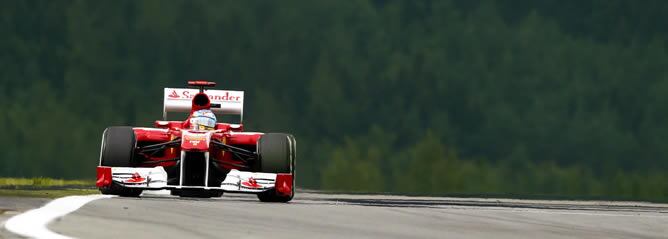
[96,81,295,202]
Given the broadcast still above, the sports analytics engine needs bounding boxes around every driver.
[189,109,217,131]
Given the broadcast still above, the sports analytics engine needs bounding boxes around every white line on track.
[4,194,114,239]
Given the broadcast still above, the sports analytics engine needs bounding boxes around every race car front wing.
[96,166,293,195]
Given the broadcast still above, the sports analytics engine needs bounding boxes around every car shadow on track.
[123,192,262,203]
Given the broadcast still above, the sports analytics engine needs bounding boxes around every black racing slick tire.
[99,126,142,197]
[257,133,295,202]
[100,126,136,167]
[257,133,294,173]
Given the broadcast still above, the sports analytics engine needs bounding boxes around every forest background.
[2,0,668,201]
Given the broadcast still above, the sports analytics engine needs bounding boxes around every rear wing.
[163,88,244,123]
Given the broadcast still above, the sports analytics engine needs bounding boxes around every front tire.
[99,126,143,197]
[256,133,295,202]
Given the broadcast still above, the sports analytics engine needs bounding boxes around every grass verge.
[0,189,99,198]
[0,177,98,198]
[0,177,92,187]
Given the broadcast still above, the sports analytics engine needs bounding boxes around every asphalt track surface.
[3,191,668,239]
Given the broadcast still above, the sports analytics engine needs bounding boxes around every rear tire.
[99,126,143,197]
[256,133,295,202]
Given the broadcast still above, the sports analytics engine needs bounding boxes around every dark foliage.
[1,0,667,201]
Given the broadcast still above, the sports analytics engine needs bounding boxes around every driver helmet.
[190,109,217,131]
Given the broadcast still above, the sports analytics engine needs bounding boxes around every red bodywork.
[134,123,261,171]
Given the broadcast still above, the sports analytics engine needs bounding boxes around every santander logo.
[125,172,147,183]
[241,177,261,189]
[167,89,242,102]
[168,90,180,99]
